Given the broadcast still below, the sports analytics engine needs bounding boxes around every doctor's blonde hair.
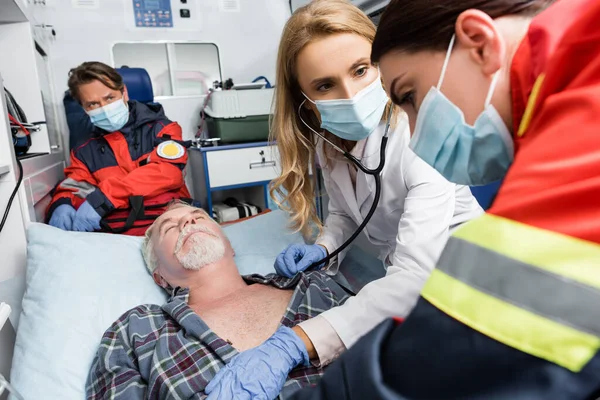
[270,0,397,239]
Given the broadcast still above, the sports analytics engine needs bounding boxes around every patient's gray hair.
[142,200,205,274]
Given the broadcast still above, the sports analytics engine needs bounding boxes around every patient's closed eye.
[159,219,176,236]
[192,210,206,220]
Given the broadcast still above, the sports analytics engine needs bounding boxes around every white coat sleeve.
[315,167,357,273]
[313,154,461,358]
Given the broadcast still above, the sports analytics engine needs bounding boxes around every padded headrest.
[116,67,154,103]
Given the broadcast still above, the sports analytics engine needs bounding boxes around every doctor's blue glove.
[48,204,77,231]
[275,244,328,277]
[71,201,101,232]
[205,326,309,400]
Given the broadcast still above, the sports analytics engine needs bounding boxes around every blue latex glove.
[48,204,77,231]
[274,244,328,278]
[71,201,101,232]
[205,326,309,400]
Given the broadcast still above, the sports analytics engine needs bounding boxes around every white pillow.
[10,210,303,399]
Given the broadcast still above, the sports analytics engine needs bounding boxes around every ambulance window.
[111,42,222,98]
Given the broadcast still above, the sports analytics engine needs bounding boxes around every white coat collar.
[324,116,409,225]
[328,153,363,223]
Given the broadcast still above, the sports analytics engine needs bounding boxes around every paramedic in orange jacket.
[217,0,600,399]
[47,62,191,235]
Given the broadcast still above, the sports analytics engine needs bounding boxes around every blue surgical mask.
[409,35,514,186]
[87,99,130,132]
[302,75,389,141]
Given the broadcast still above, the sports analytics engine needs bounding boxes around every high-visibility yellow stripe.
[518,73,545,137]
[422,269,600,372]
[453,214,600,290]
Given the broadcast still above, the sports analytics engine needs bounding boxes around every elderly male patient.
[86,202,349,399]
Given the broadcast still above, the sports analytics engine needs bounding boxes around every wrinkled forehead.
[78,79,121,98]
[167,203,207,216]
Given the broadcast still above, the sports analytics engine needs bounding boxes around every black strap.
[223,198,247,219]
[100,196,145,233]
[96,202,112,216]
[101,215,159,223]
[99,197,195,233]
[156,137,193,148]
[221,197,262,219]
[5,88,28,123]
[143,197,193,211]
[223,197,240,207]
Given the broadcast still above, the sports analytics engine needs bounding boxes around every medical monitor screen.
[144,0,160,9]
[133,0,173,27]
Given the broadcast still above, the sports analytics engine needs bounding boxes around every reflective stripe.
[453,214,600,290]
[59,178,96,198]
[422,269,600,372]
[422,213,600,372]
[518,73,545,137]
[439,237,600,337]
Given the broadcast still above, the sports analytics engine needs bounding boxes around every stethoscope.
[298,101,393,270]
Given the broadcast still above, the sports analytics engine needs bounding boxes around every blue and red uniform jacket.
[47,100,191,235]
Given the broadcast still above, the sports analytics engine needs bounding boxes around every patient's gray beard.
[174,225,226,270]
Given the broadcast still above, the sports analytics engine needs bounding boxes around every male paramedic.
[47,61,191,235]
[86,202,350,399]
[204,0,600,398]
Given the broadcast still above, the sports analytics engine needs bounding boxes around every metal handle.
[0,373,25,400]
[10,123,41,133]
[249,160,276,169]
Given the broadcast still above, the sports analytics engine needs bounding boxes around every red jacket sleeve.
[86,122,189,214]
[491,0,600,245]
[46,150,98,220]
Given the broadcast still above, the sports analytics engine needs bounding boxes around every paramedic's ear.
[152,271,169,288]
[455,9,505,75]
[122,85,129,102]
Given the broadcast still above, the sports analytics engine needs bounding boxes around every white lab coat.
[313,114,483,349]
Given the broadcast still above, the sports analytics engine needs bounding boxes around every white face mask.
[301,74,389,141]
[86,98,129,132]
[409,34,514,186]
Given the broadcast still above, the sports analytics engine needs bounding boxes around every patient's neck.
[186,257,248,309]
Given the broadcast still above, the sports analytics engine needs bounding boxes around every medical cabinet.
[203,87,274,144]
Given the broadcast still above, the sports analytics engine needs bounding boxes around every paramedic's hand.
[275,244,328,277]
[72,201,101,232]
[205,326,309,400]
[49,204,77,231]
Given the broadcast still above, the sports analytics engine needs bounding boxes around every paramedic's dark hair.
[371,0,555,61]
[67,61,124,103]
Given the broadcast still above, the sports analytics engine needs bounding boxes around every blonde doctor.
[205,1,482,398]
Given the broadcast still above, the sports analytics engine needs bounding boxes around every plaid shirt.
[86,272,350,399]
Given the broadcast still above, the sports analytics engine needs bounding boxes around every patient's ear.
[152,272,168,288]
